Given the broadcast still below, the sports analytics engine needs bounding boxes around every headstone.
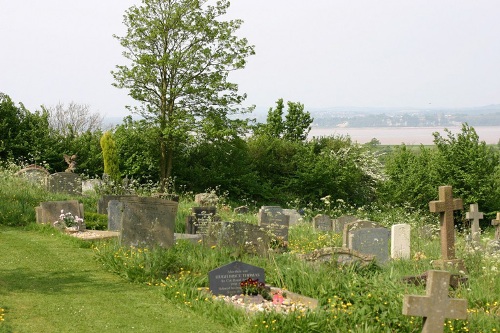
[313,214,332,232]
[349,227,390,264]
[233,206,249,214]
[194,192,218,206]
[15,165,49,187]
[47,172,82,195]
[465,203,483,244]
[333,215,358,234]
[97,195,138,214]
[186,207,218,234]
[204,222,270,255]
[283,209,303,226]
[119,197,178,248]
[36,200,84,224]
[391,224,411,259]
[208,261,265,296]
[342,220,382,248]
[258,206,289,244]
[429,186,464,270]
[402,270,467,333]
[107,200,123,231]
[492,212,500,241]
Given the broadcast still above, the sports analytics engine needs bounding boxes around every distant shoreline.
[308,126,500,145]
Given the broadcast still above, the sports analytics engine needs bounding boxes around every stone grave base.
[432,259,467,273]
[67,230,120,241]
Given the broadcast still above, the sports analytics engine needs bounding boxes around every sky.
[1,0,500,119]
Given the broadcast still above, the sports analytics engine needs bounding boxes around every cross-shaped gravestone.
[465,203,483,244]
[402,270,467,333]
[429,186,463,261]
[492,212,500,240]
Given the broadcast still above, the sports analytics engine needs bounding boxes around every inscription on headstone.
[208,261,265,296]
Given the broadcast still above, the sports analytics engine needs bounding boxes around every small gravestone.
[97,195,138,214]
[258,206,289,244]
[48,172,82,195]
[429,186,464,270]
[283,209,303,226]
[36,200,84,224]
[402,270,467,333]
[491,213,500,241]
[465,203,483,244]
[313,214,332,232]
[391,224,411,259]
[15,165,49,187]
[349,227,390,264]
[208,261,265,296]
[107,200,123,231]
[119,197,178,248]
[186,207,218,234]
[342,220,382,248]
[334,215,358,234]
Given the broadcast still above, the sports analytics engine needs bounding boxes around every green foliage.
[112,0,255,185]
[100,131,121,182]
[83,212,107,230]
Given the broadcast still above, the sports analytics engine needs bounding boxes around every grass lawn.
[0,226,235,333]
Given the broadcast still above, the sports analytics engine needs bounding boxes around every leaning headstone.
[15,165,49,187]
[283,209,303,226]
[313,214,332,232]
[429,185,464,270]
[258,206,290,244]
[465,203,483,244]
[402,270,467,333]
[333,215,358,234]
[107,200,123,231]
[36,200,84,224]
[492,212,500,241]
[119,197,178,248]
[208,261,265,296]
[342,220,382,248]
[97,195,138,214]
[47,172,82,195]
[194,193,218,206]
[391,224,411,260]
[349,227,390,264]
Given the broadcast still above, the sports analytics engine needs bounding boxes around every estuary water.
[308,126,500,145]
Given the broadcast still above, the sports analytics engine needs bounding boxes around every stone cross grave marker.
[313,214,332,232]
[391,223,411,260]
[492,212,500,240]
[465,203,483,244]
[208,261,265,296]
[349,227,390,264]
[402,270,467,333]
[429,186,463,269]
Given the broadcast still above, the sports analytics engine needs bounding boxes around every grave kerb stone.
[465,203,483,244]
[402,270,467,333]
[391,224,411,260]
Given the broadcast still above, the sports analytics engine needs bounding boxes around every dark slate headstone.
[186,207,218,234]
[120,197,178,248]
[208,261,265,296]
[349,227,390,264]
[342,220,382,248]
[107,200,123,231]
[258,207,289,242]
[47,172,82,195]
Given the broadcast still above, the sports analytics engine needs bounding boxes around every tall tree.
[112,0,254,190]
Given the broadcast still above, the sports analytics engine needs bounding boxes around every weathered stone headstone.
[233,206,249,214]
[48,172,82,195]
[82,179,101,193]
[465,203,483,244]
[194,192,218,206]
[107,200,123,231]
[391,224,411,260]
[429,186,464,270]
[313,214,332,232]
[97,195,138,214]
[36,200,84,224]
[258,206,289,243]
[333,215,358,234]
[349,227,390,264]
[186,207,218,234]
[342,220,382,248]
[119,197,178,248]
[283,209,303,226]
[15,165,49,187]
[402,270,467,333]
[204,222,270,255]
[208,261,265,296]
[492,212,500,241]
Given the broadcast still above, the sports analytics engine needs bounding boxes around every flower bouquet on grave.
[53,210,85,233]
[240,277,270,300]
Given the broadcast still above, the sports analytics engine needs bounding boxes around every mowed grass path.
[0,227,233,333]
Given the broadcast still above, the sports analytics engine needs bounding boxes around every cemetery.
[1,163,499,333]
